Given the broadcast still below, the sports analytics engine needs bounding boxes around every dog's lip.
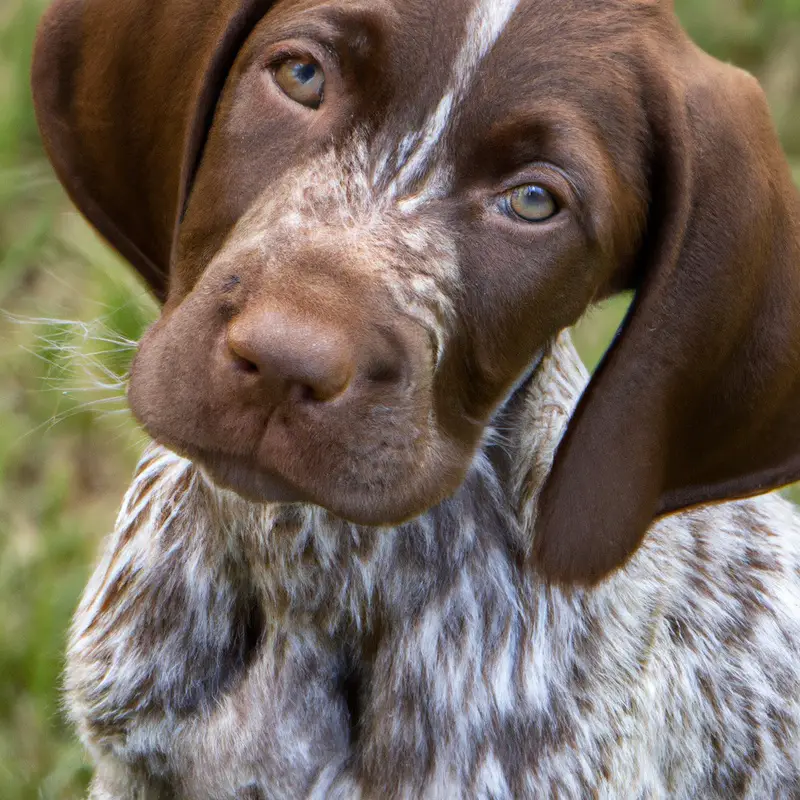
[142,429,310,505]
[199,451,311,505]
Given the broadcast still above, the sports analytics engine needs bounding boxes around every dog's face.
[129,0,644,525]
[33,0,800,582]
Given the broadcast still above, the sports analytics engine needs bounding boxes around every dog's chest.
[195,480,541,796]
[106,499,664,800]
[68,422,800,797]
[67,354,668,797]
[144,551,564,798]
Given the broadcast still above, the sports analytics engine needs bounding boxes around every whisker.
[7,313,142,439]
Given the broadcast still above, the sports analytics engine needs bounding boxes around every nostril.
[232,353,260,374]
[291,379,348,404]
[365,360,403,385]
[294,363,353,403]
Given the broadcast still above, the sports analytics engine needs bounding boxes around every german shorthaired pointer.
[32,0,800,796]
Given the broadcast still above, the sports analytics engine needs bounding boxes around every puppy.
[32,0,800,796]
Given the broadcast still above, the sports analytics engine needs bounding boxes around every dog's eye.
[273,58,325,109]
[507,184,559,222]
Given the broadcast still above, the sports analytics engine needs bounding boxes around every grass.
[1,1,799,796]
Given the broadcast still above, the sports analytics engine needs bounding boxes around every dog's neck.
[483,333,586,519]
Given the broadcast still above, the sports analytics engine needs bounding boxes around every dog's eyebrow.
[248,3,388,58]
[383,0,521,208]
[468,107,603,184]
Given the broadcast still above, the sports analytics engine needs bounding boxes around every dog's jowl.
[32,0,800,797]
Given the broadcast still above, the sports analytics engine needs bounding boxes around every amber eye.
[506,184,559,222]
[273,57,325,109]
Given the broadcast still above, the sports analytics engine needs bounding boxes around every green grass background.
[1,0,799,796]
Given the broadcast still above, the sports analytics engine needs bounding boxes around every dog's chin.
[198,453,312,506]
[191,448,458,527]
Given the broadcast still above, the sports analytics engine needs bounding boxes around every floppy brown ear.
[534,37,800,585]
[31,0,277,302]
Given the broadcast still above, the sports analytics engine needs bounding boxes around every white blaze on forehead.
[455,0,523,78]
[386,0,521,207]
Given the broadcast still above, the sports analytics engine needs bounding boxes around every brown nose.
[228,311,355,402]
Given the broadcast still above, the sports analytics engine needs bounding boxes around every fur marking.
[387,0,521,207]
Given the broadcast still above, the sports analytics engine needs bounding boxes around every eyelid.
[262,38,339,72]
[496,163,577,208]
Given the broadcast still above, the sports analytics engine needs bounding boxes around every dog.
[32,0,800,796]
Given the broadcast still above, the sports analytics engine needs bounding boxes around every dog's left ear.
[534,29,800,585]
[31,0,276,302]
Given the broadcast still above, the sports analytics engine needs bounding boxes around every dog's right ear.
[31,0,277,302]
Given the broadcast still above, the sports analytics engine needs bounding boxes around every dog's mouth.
[161,359,546,524]
[127,309,479,526]
[197,450,312,506]
[129,400,470,526]
[134,424,334,513]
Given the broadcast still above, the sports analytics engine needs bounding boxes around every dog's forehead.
[371,0,524,204]
[368,0,646,207]
[248,0,655,149]
[189,0,655,248]
[263,0,645,107]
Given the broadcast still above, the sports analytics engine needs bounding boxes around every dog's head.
[33,0,800,583]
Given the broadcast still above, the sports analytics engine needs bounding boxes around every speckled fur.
[67,334,800,799]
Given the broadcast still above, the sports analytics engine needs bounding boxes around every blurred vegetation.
[0,0,799,796]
